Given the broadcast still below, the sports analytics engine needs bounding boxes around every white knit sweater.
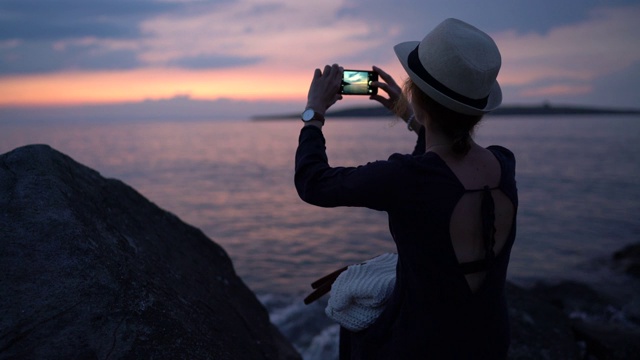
[325,253,397,332]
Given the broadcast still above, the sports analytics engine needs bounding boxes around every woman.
[295,18,517,359]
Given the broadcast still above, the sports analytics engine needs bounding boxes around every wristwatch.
[301,108,325,125]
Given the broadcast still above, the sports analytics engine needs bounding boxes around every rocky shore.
[507,274,640,359]
[1,144,638,359]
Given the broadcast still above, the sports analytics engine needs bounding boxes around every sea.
[1,115,639,358]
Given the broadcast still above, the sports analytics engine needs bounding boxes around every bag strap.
[304,266,348,304]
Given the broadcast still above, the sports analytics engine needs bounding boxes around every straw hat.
[394,18,502,115]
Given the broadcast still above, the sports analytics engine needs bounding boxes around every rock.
[530,280,612,316]
[571,320,640,360]
[530,280,640,360]
[506,283,579,359]
[612,242,640,278]
[0,145,300,360]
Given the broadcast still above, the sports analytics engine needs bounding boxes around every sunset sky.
[1,0,639,120]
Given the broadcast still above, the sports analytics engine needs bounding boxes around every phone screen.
[341,70,378,95]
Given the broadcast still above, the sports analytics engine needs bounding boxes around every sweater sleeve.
[294,126,405,211]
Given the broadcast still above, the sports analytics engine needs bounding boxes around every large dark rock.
[0,144,300,360]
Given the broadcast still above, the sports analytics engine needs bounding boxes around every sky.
[1,0,639,121]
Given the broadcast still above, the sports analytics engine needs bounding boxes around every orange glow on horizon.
[0,67,310,107]
[0,62,588,108]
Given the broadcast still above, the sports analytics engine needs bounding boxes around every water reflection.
[2,116,640,295]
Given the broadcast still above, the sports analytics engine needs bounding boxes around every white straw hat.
[394,18,502,115]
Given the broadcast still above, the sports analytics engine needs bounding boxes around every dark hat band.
[408,46,489,109]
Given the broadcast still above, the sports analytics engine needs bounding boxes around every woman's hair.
[395,79,483,156]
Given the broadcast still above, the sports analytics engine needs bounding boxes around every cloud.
[0,0,401,73]
[0,0,255,74]
[329,0,638,39]
[495,4,640,105]
[519,84,592,98]
[581,60,640,108]
[0,0,186,73]
[0,39,140,74]
[0,0,181,41]
[136,0,399,70]
[167,54,262,69]
[2,0,637,75]
[0,0,638,109]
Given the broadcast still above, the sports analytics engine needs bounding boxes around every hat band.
[408,46,489,109]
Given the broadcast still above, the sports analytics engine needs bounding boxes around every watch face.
[302,109,315,121]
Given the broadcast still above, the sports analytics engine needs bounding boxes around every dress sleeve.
[294,126,404,211]
[488,145,518,207]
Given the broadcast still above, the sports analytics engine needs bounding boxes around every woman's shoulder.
[387,151,449,171]
[387,151,455,182]
[388,151,441,163]
[486,145,517,183]
[486,145,515,162]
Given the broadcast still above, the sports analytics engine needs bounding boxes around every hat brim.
[394,41,502,116]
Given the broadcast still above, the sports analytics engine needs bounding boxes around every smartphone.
[341,69,378,95]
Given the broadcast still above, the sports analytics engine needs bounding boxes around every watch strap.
[301,109,325,124]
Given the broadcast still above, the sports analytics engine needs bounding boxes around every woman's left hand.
[370,65,403,111]
[306,64,343,115]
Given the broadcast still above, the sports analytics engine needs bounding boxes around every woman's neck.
[424,128,452,153]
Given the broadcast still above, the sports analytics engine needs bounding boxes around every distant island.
[252,104,640,120]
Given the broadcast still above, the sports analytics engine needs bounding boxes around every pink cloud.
[494,5,640,86]
[519,84,593,98]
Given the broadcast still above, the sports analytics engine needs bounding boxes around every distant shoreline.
[252,104,640,120]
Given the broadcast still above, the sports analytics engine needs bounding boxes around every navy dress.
[295,125,518,359]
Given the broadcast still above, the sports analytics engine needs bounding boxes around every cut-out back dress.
[295,126,518,359]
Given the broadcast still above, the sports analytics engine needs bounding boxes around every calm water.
[1,116,639,299]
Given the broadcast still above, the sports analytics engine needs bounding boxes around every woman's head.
[393,18,502,116]
[396,78,482,155]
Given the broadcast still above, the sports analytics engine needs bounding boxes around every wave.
[259,293,339,360]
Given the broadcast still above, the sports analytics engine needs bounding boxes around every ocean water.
[2,115,639,357]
